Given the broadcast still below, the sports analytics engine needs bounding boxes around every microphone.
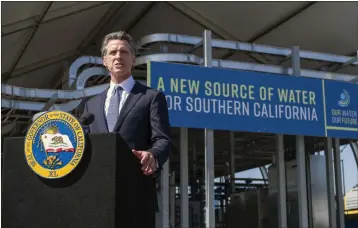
[80,112,95,126]
[80,112,94,134]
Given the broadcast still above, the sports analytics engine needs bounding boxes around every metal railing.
[2,33,357,122]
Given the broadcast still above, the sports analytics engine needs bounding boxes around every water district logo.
[24,110,85,179]
[337,89,350,108]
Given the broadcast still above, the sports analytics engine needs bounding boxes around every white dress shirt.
[104,76,135,116]
[104,76,158,171]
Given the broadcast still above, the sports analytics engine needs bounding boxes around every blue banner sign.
[147,61,358,139]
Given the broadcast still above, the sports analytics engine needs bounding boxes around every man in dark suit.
[83,31,171,227]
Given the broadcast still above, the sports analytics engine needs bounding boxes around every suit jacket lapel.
[99,88,109,133]
[113,82,143,131]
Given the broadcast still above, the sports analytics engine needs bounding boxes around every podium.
[2,133,157,228]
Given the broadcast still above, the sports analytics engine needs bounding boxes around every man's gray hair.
[101,31,136,57]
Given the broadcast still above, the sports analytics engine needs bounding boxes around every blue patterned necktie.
[106,85,123,132]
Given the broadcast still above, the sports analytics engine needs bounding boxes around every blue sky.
[340,145,358,194]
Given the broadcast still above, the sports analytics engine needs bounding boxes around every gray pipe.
[68,56,103,88]
[137,33,358,65]
[1,53,357,112]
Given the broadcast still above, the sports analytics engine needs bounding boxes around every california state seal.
[24,110,85,179]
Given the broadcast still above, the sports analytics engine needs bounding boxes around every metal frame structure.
[2,32,358,228]
[2,33,357,136]
[2,33,357,110]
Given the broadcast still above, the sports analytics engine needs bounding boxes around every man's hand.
[132,149,156,175]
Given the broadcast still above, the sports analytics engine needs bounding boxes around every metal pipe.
[2,52,356,103]
[68,56,103,88]
[1,83,109,100]
[137,33,358,66]
[135,54,357,82]
[1,98,82,112]
[76,67,108,89]
[203,30,215,228]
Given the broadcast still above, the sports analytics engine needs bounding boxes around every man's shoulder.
[136,81,164,98]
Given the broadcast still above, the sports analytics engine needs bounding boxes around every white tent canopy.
[2,1,357,88]
[1,1,357,137]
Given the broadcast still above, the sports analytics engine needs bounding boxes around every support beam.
[76,2,127,54]
[292,46,309,228]
[167,2,237,41]
[2,2,110,37]
[126,2,158,34]
[296,135,309,228]
[318,50,358,77]
[247,2,316,42]
[223,2,317,61]
[4,50,77,79]
[327,56,358,72]
[276,134,287,228]
[229,132,236,194]
[180,127,189,228]
[166,2,263,64]
[4,2,126,83]
[161,159,170,228]
[169,171,175,228]
[324,138,337,228]
[333,139,345,228]
[192,144,198,200]
[3,2,53,83]
[203,30,215,228]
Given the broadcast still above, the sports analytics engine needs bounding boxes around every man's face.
[103,39,135,79]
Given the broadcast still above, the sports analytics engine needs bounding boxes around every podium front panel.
[2,133,145,228]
